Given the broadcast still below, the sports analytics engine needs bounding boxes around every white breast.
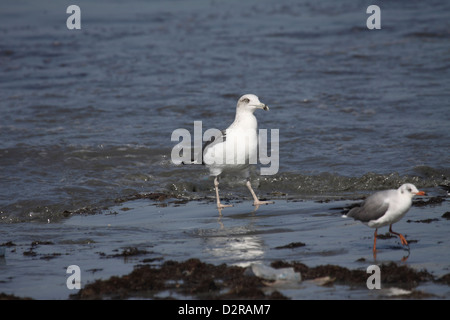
[368,193,412,228]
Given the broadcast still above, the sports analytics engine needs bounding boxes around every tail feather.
[346,206,361,218]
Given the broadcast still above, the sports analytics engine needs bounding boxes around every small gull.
[346,183,425,256]
[200,94,274,212]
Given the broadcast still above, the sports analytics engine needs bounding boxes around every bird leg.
[246,180,274,206]
[389,225,408,246]
[372,229,378,260]
[214,177,233,210]
[373,229,378,253]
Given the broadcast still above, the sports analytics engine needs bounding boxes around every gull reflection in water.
[203,214,265,267]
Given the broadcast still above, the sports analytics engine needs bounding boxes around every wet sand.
[69,258,447,300]
[1,192,449,299]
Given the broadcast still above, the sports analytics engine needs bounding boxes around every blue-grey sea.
[0,0,449,299]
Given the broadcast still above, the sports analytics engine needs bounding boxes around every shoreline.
[1,193,448,300]
[69,258,450,300]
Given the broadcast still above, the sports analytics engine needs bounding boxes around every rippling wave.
[1,0,449,223]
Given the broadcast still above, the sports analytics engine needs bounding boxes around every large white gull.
[200,94,274,212]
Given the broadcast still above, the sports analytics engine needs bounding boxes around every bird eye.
[241,98,250,103]
[407,188,412,192]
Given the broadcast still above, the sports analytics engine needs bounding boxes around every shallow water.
[0,0,449,299]
[0,199,449,299]
[1,0,449,222]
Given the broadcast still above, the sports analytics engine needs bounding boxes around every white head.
[236,94,269,113]
[398,183,426,197]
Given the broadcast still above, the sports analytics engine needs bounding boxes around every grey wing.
[200,129,226,165]
[347,192,390,223]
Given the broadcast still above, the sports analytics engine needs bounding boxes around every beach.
[0,0,449,299]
